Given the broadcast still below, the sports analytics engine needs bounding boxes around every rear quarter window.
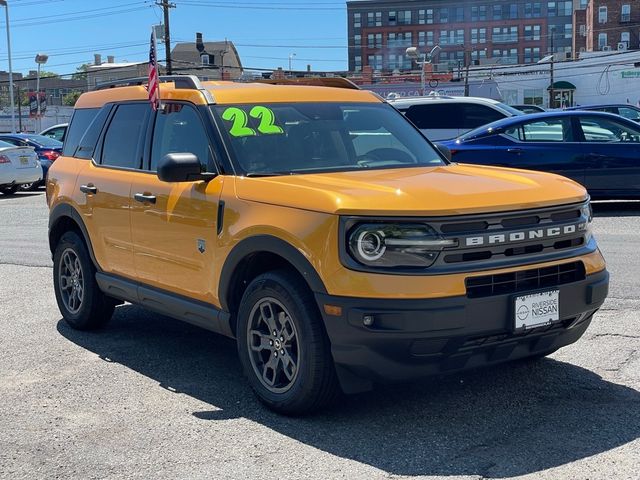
[62,108,99,157]
[404,104,462,129]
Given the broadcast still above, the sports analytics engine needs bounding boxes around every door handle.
[134,192,156,204]
[79,184,97,194]
[507,148,523,155]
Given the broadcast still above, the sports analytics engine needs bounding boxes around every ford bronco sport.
[47,76,609,414]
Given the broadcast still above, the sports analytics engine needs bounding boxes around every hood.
[234,164,587,216]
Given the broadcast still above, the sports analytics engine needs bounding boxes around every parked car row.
[389,94,640,199]
[0,134,63,191]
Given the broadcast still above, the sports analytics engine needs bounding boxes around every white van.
[389,95,523,141]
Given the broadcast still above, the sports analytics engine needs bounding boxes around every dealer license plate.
[514,289,559,331]
[20,156,29,165]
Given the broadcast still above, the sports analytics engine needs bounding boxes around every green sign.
[621,71,640,79]
[222,106,284,137]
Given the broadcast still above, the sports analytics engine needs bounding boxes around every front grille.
[465,261,586,298]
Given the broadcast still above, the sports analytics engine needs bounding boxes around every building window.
[456,29,464,44]
[524,25,541,40]
[510,4,518,19]
[388,10,397,25]
[621,32,630,46]
[598,6,607,24]
[418,9,425,24]
[579,0,587,8]
[398,10,411,25]
[621,4,631,22]
[564,23,572,39]
[524,88,544,105]
[453,7,464,22]
[426,9,433,24]
[367,33,374,48]
[471,5,487,21]
[354,56,362,72]
[388,54,398,71]
[367,54,383,70]
[525,2,542,18]
[547,2,556,16]
[598,33,608,49]
[524,47,540,63]
[353,13,361,29]
[493,26,518,43]
[200,54,209,65]
[367,11,382,27]
[471,28,487,44]
[493,4,502,20]
[354,34,361,48]
[579,24,586,36]
[439,8,448,23]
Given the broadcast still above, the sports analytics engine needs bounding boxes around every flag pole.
[152,26,162,111]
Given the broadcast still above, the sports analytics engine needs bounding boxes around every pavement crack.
[0,262,52,269]
[591,333,640,339]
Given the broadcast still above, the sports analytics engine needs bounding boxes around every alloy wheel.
[246,297,300,393]
[58,248,84,314]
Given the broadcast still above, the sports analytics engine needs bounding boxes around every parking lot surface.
[1,191,638,480]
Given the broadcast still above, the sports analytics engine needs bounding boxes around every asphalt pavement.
[1,191,638,480]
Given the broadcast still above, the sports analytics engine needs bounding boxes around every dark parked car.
[565,104,640,123]
[0,134,63,190]
[510,104,546,114]
[440,111,640,199]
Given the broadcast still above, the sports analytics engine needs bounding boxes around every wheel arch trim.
[218,235,328,312]
[49,203,99,268]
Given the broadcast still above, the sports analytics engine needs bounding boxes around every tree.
[38,71,59,78]
[72,63,91,80]
[62,91,82,106]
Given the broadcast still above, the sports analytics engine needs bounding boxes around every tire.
[0,185,18,195]
[19,182,39,191]
[53,230,115,330]
[237,270,340,415]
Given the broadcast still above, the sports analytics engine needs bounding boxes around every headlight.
[580,201,593,242]
[348,223,457,268]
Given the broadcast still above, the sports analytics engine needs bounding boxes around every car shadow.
[592,200,640,217]
[57,305,640,478]
[0,191,44,200]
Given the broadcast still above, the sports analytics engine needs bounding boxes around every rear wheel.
[53,231,115,330]
[237,270,340,415]
[0,185,18,195]
[19,182,39,191]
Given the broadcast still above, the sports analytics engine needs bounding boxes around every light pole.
[288,53,296,77]
[406,45,440,96]
[35,53,48,133]
[0,1,16,133]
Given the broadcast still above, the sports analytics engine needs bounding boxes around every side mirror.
[157,153,217,183]
[435,143,452,162]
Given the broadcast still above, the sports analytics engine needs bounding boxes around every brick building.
[574,0,640,53]
[346,0,588,73]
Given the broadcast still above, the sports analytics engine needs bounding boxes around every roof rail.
[255,77,360,90]
[95,75,215,103]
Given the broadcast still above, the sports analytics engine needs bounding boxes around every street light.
[406,45,440,96]
[0,1,16,133]
[288,52,296,77]
[35,53,48,132]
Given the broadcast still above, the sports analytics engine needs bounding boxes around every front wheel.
[53,231,115,330]
[237,270,340,415]
[20,182,39,191]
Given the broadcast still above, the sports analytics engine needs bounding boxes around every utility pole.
[156,1,175,74]
[549,27,555,109]
[464,49,470,97]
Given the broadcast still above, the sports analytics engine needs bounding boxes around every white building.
[468,50,640,107]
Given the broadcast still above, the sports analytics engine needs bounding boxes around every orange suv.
[47,76,609,414]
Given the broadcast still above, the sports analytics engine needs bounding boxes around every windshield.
[213,102,445,176]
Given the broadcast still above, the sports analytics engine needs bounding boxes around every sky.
[0,0,350,77]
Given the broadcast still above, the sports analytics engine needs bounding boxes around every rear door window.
[403,104,462,129]
[459,104,505,129]
[578,116,640,142]
[618,107,640,122]
[100,103,149,169]
[504,118,572,142]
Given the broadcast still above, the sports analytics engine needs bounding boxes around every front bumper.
[316,269,609,393]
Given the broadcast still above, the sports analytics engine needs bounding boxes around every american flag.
[148,30,160,111]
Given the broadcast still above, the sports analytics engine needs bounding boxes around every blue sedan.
[440,111,640,199]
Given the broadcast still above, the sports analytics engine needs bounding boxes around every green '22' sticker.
[222,106,284,137]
